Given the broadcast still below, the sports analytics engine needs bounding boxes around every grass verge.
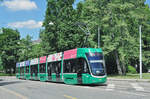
[0,73,15,76]
[108,73,150,79]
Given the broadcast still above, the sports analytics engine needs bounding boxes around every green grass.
[0,73,15,76]
[108,73,150,79]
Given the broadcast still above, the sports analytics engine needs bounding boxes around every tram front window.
[86,52,105,76]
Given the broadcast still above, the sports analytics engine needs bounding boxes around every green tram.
[16,48,107,84]
[16,63,20,78]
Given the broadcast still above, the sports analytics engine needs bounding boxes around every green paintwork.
[25,73,31,80]
[77,48,102,58]
[16,73,20,79]
[82,73,107,84]
[63,73,78,84]
[38,73,48,81]
[32,73,36,80]
[24,67,26,79]
[52,73,56,81]
[20,73,24,79]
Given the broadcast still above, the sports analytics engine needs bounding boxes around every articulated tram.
[16,48,107,84]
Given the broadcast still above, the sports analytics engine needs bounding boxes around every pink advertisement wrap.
[40,56,46,63]
[64,48,77,60]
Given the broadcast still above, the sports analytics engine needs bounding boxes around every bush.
[128,65,137,74]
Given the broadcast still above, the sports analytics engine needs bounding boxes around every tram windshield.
[86,52,105,76]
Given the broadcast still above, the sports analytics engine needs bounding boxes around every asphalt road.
[0,76,150,99]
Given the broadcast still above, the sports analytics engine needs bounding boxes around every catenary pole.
[98,27,100,48]
[139,25,142,79]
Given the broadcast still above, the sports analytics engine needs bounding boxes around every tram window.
[64,59,77,73]
[31,65,37,75]
[50,61,61,73]
[78,58,89,73]
[21,67,24,74]
[31,65,33,75]
[51,63,55,73]
[47,63,52,75]
[20,68,21,74]
[40,65,42,73]
[57,62,61,73]
[26,66,29,73]
[40,64,45,73]
[35,65,38,73]
[64,58,89,73]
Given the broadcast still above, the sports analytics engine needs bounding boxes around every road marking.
[64,94,77,99]
[131,83,144,91]
[0,86,28,99]
[118,91,147,97]
[106,84,115,91]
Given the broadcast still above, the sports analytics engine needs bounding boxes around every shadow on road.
[44,80,107,87]
[0,81,22,86]
[73,83,107,87]
[45,80,107,87]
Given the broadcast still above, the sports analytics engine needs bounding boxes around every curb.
[107,78,150,82]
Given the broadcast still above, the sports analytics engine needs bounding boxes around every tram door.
[77,59,83,84]
[34,65,38,77]
[47,63,52,80]
[31,65,33,77]
[77,58,89,84]
[56,62,61,81]
[51,62,61,82]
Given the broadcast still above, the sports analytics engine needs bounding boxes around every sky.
[0,0,149,40]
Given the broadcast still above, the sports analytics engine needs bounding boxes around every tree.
[42,0,87,54]
[18,35,33,61]
[0,28,20,74]
[0,56,3,72]
[78,0,150,75]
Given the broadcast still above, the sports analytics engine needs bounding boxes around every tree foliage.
[42,0,150,75]
[79,0,150,74]
[42,0,93,54]
[0,28,20,73]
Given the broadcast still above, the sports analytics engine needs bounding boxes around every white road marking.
[118,91,147,97]
[131,83,144,91]
[0,86,28,99]
[106,84,115,91]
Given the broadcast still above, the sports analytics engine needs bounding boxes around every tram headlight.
[96,70,100,74]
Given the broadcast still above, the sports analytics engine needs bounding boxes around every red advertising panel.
[64,48,77,60]
[40,56,46,63]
